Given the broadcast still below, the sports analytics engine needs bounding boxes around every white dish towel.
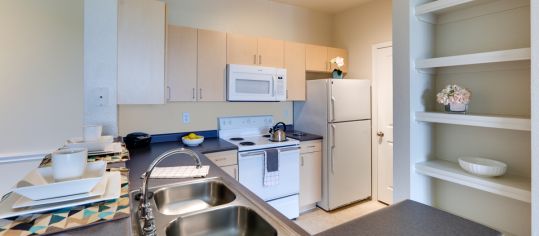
[150,166,209,179]
[263,149,279,187]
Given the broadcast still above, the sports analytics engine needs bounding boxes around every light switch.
[182,112,190,124]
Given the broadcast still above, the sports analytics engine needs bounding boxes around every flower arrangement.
[436,84,471,112]
[436,84,471,105]
[330,57,345,79]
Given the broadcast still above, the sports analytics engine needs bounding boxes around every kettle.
[269,122,287,142]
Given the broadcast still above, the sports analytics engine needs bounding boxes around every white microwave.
[227,64,287,101]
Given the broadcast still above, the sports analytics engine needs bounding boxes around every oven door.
[238,146,300,201]
[227,64,277,101]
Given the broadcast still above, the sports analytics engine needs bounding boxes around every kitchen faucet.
[138,148,202,236]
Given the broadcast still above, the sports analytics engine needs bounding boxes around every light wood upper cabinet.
[305,44,328,72]
[227,33,258,65]
[258,38,284,68]
[227,33,285,68]
[118,0,165,104]
[167,25,197,102]
[284,42,306,101]
[198,29,227,102]
[328,47,348,73]
[306,45,349,73]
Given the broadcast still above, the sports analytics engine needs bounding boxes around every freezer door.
[327,120,371,209]
[329,79,371,122]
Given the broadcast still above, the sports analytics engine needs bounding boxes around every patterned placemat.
[0,171,130,236]
[39,146,130,168]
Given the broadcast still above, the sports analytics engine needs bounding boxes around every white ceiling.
[271,0,374,14]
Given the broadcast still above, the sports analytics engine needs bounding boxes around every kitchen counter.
[286,129,323,142]
[55,138,308,236]
[316,200,501,236]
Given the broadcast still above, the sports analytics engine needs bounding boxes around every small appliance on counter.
[124,132,152,149]
[269,122,287,142]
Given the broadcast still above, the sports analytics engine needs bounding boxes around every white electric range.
[219,116,300,219]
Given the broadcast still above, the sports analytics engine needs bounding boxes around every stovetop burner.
[229,137,244,141]
[239,141,256,146]
[262,134,271,138]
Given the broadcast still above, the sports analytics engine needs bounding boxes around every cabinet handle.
[167,86,171,101]
[192,88,195,100]
[199,88,203,100]
[214,157,226,162]
[254,54,257,65]
[286,90,288,100]
[301,155,304,166]
[259,55,262,65]
[234,167,238,180]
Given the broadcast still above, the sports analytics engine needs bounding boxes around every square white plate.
[0,171,121,219]
[12,173,109,209]
[65,136,114,152]
[12,161,106,200]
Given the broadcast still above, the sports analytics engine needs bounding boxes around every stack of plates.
[0,161,121,219]
[65,136,122,155]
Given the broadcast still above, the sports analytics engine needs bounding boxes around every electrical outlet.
[283,108,289,118]
[182,112,190,124]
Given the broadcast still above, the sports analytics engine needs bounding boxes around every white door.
[328,80,371,122]
[374,44,393,205]
[328,120,371,209]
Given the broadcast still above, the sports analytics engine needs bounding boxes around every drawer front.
[205,150,238,167]
[300,140,322,154]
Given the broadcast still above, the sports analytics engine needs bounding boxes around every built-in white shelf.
[416,160,531,203]
[415,112,531,131]
[415,48,531,69]
[415,0,476,16]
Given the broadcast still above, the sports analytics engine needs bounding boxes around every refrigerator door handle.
[331,124,336,174]
[331,96,336,122]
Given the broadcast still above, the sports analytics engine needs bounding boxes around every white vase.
[449,102,467,112]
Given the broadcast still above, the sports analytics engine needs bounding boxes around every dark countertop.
[286,129,323,142]
[58,138,308,236]
[316,200,501,236]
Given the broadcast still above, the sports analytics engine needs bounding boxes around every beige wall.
[333,0,392,80]
[166,0,334,46]
[118,0,333,135]
[0,0,83,155]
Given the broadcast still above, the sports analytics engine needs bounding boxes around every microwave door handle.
[272,76,276,97]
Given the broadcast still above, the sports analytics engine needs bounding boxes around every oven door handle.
[239,147,299,159]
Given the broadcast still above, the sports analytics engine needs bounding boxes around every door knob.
[377,132,384,137]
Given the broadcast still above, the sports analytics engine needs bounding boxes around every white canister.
[83,125,102,141]
[51,148,88,181]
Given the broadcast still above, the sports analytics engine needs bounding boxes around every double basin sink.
[131,177,295,236]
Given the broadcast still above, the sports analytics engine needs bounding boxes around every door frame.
[371,41,392,203]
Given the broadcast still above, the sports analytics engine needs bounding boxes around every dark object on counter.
[124,132,152,149]
[316,200,501,236]
[269,122,287,142]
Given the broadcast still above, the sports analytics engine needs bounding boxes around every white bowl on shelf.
[458,157,507,177]
[182,136,204,147]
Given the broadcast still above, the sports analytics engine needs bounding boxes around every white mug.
[52,148,88,181]
[83,125,102,141]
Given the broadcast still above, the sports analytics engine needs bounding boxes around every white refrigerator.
[294,79,371,211]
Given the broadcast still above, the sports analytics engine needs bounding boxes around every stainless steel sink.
[131,177,300,235]
[166,206,277,236]
[153,180,236,215]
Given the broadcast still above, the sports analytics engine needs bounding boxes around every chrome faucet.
[138,148,202,236]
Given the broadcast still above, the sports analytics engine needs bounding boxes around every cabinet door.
[284,42,306,101]
[166,26,197,102]
[118,0,165,104]
[198,29,226,101]
[258,38,284,68]
[305,44,328,72]
[327,47,348,73]
[221,165,238,180]
[226,33,258,65]
[300,151,322,209]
